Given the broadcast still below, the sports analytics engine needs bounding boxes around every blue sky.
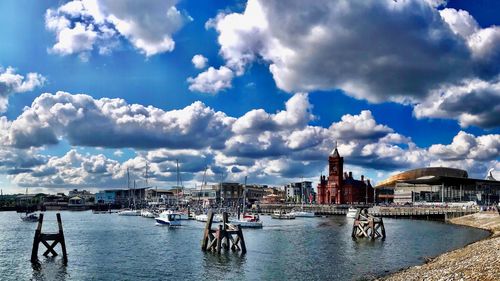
[0,0,499,193]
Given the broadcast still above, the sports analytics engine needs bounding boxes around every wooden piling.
[201,211,247,254]
[351,208,386,240]
[31,213,68,264]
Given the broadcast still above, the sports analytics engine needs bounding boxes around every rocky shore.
[379,212,500,281]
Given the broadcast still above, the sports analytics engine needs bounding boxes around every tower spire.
[331,141,340,158]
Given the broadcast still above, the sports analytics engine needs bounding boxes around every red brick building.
[317,147,374,204]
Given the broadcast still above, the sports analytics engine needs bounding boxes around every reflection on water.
[0,211,490,281]
[32,257,68,281]
[203,252,247,280]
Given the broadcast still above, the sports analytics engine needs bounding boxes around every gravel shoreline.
[378,212,500,281]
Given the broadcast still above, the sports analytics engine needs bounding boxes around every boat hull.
[232,220,263,228]
[289,211,315,217]
[118,210,141,216]
[155,218,181,226]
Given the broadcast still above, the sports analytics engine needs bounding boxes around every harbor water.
[0,211,489,281]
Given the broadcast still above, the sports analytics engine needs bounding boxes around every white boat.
[155,212,182,226]
[19,188,39,222]
[346,207,358,218]
[21,212,38,222]
[271,210,295,219]
[140,209,155,218]
[118,209,141,216]
[232,213,263,228]
[289,210,315,217]
[195,213,223,222]
[163,209,189,220]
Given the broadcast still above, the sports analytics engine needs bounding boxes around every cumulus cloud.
[0,67,45,112]
[45,0,190,59]
[192,54,208,69]
[207,0,499,123]
[187,66,234,94]
[8,91,234,149]
[1,91,498,188]
[429,131,499,161]
[414,77,500,128]
[330,110,393,141]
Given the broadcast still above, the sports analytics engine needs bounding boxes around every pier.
[251,204,480,220]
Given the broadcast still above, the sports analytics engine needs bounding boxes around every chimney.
[361,175,364,181]
[349,171,352,179]
[344,172,348,180]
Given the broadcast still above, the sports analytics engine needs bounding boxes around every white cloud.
[330,110,393,141]
[8,91,235,149]
[414,77,500,128]
[187,66,234,94]
[45,0,190,59]
[208,0,499,106]
[429,131,499,161]
[0,67,46,112]
[192,54,208,69]
[232,93,313,134]
[1,91,498,189]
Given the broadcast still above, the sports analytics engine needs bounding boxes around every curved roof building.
[375,167,468,188]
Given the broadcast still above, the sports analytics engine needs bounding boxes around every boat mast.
[145,161,149,206]
[199,166,207,207]
[176,159,180,208]
[242,176,247,215]
[127,168,131,208]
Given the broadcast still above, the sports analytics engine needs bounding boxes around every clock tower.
[328,145,343,204]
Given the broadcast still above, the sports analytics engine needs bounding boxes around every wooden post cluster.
[351,208,386,240]
[201,211,246,254]
[31,213,68,264]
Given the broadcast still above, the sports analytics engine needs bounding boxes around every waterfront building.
[95,191,116,204]
[68,189,94,202]
[375,167,500,205]
[317,147,374,204]
[68,196,86,210]
[245,184,267,204]
[285,181,315,203]
[94,187,149,206]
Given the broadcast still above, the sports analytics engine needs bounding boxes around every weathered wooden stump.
[201,211,246,254]
[31,213,68,264]
[351,208,386,240]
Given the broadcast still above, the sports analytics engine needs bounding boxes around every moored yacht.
[271,210,295,219]
[288,210,315,217]
[140,209,155,218]
[118,209,141,216]
[346,207,358,218]
[195,213,223,222]
[232,213,263,228]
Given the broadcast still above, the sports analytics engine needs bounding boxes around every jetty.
[252,204,480,220]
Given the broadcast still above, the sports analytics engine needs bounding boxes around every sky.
[0,0,499,194]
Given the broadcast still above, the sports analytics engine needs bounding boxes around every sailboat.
[118,168,141,216]
[289,183,315,217]
[155,160,186,225]
[231,176,263,228]
[20,188,38,222]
